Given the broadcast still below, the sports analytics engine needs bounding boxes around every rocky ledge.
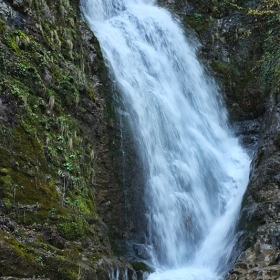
[227,99,280,279]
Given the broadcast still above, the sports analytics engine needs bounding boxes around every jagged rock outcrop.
[228,100,280,278]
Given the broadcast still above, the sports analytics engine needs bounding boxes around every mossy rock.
[211,59,230,75]
[0,0,131,277]
[130,262,154,274]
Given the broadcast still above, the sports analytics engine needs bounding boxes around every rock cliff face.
[0,0,136,278]
[228,102,280,279]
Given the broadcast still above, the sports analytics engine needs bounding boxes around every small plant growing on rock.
[193,12,202,21]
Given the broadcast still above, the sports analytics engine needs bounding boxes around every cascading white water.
[81,0,250,279]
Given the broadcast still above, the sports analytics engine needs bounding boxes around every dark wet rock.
[9,0,30,14]
[0,1,14,17]
[228,100,280,278]
[42,228,65,249]
[234,118,262,155]
[130,262,153,280]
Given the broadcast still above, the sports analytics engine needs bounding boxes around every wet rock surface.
[234,118,262,156]
[228,101,280,279]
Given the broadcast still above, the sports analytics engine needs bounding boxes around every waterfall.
[81,0,250,279]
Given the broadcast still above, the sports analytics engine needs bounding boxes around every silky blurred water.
[81,0,250,278]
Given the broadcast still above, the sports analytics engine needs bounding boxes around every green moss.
[247,219,261,232]
[0,167,10,175]
[86,85,95,101]
[130,262,154,273]
[211,59,230,75]
[0,230,89,278]
[0,19,7,33]
[184,13,208,33]
[0,232,38,267]
[108,229,124,255]
[263,53,280,96]
[57,215,88,240]
[0,174,12,186]
[57,267,78,280]
[0,0,114,277]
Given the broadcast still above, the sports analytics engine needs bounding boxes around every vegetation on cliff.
[1,0,279,278]
[163,0,279,119]
[0,0,134,278]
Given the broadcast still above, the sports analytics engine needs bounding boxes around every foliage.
[245,1,280,96]
[247,0,280,15]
